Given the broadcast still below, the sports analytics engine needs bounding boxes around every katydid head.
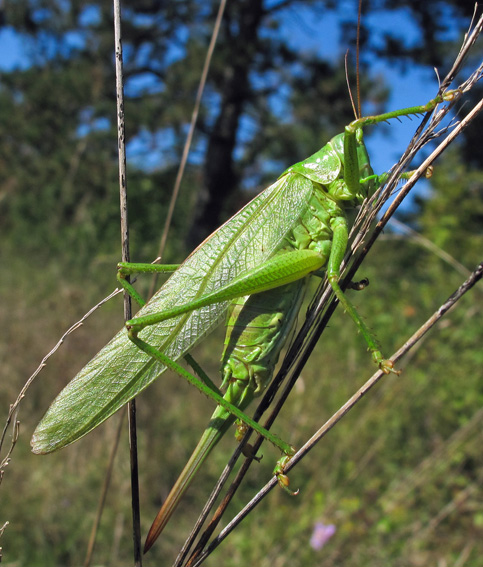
[325,130,376,204]
[282,126,377,206]
[283,4,373,205]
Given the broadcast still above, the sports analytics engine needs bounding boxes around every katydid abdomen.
[222,277,307,393]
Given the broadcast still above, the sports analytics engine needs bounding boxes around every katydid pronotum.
[31,90,456,553]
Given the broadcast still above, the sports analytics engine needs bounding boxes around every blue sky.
[0,3,454,207]
[0,27,28,70]
[277,3,450,179]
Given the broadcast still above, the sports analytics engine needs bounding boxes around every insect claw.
[234,422,263,461]
[235,420,249,442]
[380,359,401,375]
[277,473,299,496]
[425,165,434,179]
[273,455,299,495]
[442,88,461,102]
[348,278,369,291]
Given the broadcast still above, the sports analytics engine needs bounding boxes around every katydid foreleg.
[326,219,396,372]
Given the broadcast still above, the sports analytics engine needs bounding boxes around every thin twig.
[0,287,122,459]
[386,218,471,279]
[148,0,228,300]
[0,521,8,561]
[380,406,483,511]
[454,541,476,567]
[185,95,481,565]
[0,0,228,560]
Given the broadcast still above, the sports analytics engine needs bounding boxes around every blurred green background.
[1,1,482,565]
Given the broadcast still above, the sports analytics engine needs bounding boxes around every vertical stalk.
[113,1,142,565]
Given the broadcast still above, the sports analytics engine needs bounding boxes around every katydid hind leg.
[123,249,324,450]
[126,248,325,333]
[144,275,309,551]
[128,329,295,456]
[184,353,223,397]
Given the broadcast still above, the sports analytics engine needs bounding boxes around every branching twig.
[0,287,122,460]
[386,218,472,279]
[1,5,481,566]
[0,1,228,561]
[179,13,483,566]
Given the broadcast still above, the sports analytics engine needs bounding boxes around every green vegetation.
[1,1,482,566]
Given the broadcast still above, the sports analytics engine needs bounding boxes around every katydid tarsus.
[31,90,456,553]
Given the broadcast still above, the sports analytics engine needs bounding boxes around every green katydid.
[31,90,456,553]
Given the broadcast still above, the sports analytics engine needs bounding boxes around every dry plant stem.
[158,4,231,562]
[0,0,227,556]
[0,7,477,564]
[181,307,327,565]
[337,52,482,314]
[366,94,483,251]
[180,311,320,564]
[382,405,483,511]
[0,521,8,561]
[454,541,476,567]
[440,4,483,91]
[387,218,471,278]
[174,439,253,567]
[183,291,342,567]
[113,1,142,565]
[188,262,483,567]
[355,7,483,238]
[148,0,227,299]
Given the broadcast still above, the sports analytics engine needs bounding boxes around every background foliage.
[1,0,482,565]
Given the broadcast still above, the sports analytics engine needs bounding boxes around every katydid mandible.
[31,91,455,553]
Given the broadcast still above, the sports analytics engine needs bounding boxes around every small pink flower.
[310,522,336,550]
